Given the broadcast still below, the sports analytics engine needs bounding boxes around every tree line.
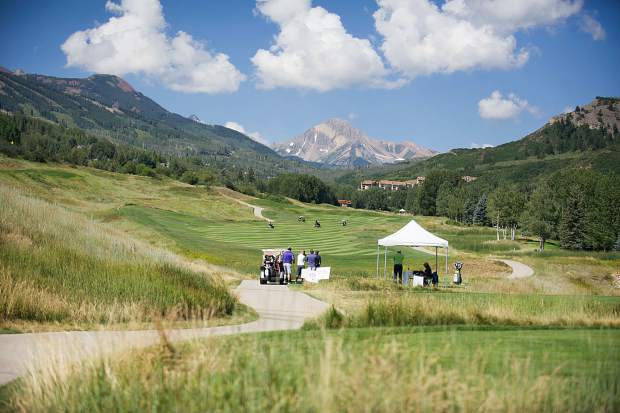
[0,113,217,185]
[333,167,620,251]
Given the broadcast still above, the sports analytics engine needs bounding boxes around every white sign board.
[302,267,331,283]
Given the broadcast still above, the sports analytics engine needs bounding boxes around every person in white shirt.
[296,250,307,281]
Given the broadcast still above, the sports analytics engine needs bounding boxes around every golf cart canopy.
[378,220,448,247]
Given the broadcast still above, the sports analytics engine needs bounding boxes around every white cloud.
[478,90,539,120]
[442,0,582,33]
[470,142,495,148]
[373,0,582,79]
[579,14,605,41]
[251,0,396,91]
[225,121,269,145]
[61,0,245,93]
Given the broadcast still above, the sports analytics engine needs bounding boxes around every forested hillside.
[0,112,339,203]
[331,98,620,251]
[338,98,620,188]
[0,69,317,178]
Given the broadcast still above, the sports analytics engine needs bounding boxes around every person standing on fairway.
[307,250,317,270]
[393,250,404,283]
[315,250,322,268]
[282,247,294,283]
[296,250,306,280]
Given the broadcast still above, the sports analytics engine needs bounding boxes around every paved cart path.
[499,259,535,279]
[0,280,328,386]
[218,191,269,221]
[413,247,534,278]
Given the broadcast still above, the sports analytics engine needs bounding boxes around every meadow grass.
[0,183,240,330]
[303,292,620,329]
[3,327,618,412]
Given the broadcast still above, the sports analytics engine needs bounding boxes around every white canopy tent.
[376,220,449,279]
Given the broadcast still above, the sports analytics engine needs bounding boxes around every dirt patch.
[0,231,33,249]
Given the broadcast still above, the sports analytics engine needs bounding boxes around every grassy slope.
[0,159,256,331]
[3,327,618,412]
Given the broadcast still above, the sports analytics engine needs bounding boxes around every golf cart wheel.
[260,279,267,285]
[279,278,284,285]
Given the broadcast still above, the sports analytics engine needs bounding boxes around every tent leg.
[435,247,438,274]
[445,246,448,280]
[376,244,380,278]
[384,246,387,280]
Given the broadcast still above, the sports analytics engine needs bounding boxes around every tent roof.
[378,220,448,248]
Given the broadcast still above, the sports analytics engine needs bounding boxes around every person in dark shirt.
[422,262,439,287]
[315,251,322,268]
[393,250,404,283]
[307,250,317,270]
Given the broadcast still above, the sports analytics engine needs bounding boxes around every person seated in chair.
[314,219,321,228]
[422,262,439,287]
[422,262,433,285]
[268,221,275,229]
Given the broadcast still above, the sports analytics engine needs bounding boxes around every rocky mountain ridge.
[274,118,436,167]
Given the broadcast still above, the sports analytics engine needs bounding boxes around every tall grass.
[305,293,620,329]
[4,328,618,412]
[0,184,236,327]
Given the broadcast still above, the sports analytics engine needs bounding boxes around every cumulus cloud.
[251,0,396,91]
[478,90,539,120]
[61,0,245,93]
[579,14,605,41]
[373,0,582,79]
[470,143,495,149]
[225,121,269,145]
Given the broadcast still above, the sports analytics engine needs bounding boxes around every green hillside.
[0,69,317,178]
[344,98,619,186]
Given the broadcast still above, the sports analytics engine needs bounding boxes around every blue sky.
[1,0,619,151]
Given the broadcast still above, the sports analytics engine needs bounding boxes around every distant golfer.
[282,247,294,283]
[393,250,404,283]
[268,221,274,229]
[314,219,321,228]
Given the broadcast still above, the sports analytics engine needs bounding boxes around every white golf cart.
[259,248,286,285]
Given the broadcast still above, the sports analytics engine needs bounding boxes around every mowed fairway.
[119,198,430,276]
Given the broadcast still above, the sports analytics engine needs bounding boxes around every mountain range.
[2,67,618,184]
[274,118,436,167]
[339,96,620,186]
[0,67,319,177]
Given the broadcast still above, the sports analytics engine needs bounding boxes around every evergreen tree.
[559,187,585,249]
[521,183,558,251]
[473,194,488,226]
[463,197,477,225]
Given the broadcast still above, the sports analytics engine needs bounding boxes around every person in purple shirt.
[282,247,294,283]
[307,250,317,270]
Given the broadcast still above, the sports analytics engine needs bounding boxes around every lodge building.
[359,177,425,191]
[360,175,476,191]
